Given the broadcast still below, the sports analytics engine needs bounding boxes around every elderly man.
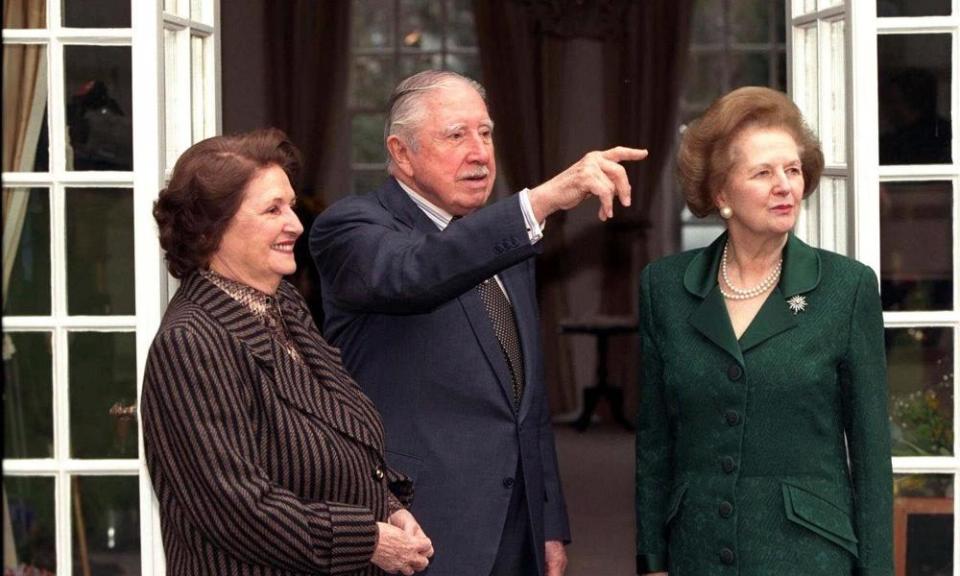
[310,70,646,576]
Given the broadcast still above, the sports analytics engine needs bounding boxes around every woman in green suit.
[636,87,892,576]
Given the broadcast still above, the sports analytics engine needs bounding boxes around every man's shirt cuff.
[518,188,545,244]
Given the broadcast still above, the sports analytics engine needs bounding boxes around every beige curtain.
[3,0,47,570]
[3,0,47,297]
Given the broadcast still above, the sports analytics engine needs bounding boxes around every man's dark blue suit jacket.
[310,177,571,575]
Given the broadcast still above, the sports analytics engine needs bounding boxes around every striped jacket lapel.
[181,273,384,452]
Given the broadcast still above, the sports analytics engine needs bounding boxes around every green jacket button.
[727,364,743,381]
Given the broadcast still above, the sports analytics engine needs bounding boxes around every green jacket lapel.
[684,233,744,365]
[684,232,822,359]
[738,233,821,352]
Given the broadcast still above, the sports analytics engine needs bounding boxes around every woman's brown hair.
[678,86,824,218]
[153,128,301,278]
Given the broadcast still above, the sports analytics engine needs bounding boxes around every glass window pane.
[447,0,477,48]
[4,332,54,459]
[65,187,135,315]
[878,34,952,165]
[692,0,725,44]
[3,1,46,28]
[62,0,130,27]
[351,56,394,109]
[399,54,444,80]
[190,0,211,24]
[793,0,816,17]
[3,45,50,172]
[893,475,953,575]
[821,19,845,165]
[818,177,848,254]
[165,28,187,171]
[400,0,444,51]
[682,223,725,251]
[164,0,184,17]
[793,25,819,135]
[887,327,954,456]
[3,188,51,315]
[4,476,56,573]
[820,0,843,7]
[64,46,133,171]
[445,53,480,84]
[69,332,137,459]
[729,0,774,44]
[71,476,140,575]
[730,52,776,88]
[878,0,951,17]
[880,181,953,311]
[191,35,207,143]
[351,113,386,164]
[685,50,725,110]
[352,0,394,49]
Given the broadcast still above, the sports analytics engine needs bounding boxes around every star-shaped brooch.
[787,295,808,315]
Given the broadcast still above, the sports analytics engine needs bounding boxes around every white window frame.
[2,0,220,573]
[790,0,960,571]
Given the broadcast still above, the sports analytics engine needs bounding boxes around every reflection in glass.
[4,333,53,459]
[893,475,953,576]
[352,0,394,49]
[351,114,387,163]
[351,56,394,109]
[63,0,130,27]
[3,188,51,315]
[880,181,953,311]
[64,46,133,171]
[400,0,443,51]
[878,0,951,17]
[886,328,953,456]
[3,45,50,172]
[447,0,477,48]
[71,476,140,575]
[878,34,952,165]
[66,188,135,315]
[4,476,56,573]
[69,332,137,459]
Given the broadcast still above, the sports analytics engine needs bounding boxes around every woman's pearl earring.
[719,206,733,220]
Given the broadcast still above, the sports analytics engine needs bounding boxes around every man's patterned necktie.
[476,277,524,409]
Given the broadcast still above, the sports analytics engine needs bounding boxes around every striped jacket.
[142,272,410,575]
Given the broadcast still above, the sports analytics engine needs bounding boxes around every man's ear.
[387,135,415,179]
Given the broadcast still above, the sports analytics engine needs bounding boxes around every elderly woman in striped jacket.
[142,128,433,576]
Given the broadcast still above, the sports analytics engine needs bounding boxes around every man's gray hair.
[384,70,486,161]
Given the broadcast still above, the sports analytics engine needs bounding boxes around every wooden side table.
[560,315,638,431]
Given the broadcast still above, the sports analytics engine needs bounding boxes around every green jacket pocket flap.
[665,482,688,525]
[782,483,859,557]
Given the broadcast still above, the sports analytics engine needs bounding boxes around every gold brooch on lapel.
[787,295,808,315]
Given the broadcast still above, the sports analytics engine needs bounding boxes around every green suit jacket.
[636,233,893,576]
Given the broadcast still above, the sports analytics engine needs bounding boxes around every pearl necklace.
[719,242,782,300]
